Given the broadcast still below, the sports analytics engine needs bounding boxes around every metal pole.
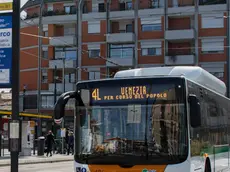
[194,0,199,66]
[106,0,111,77]
[11,0,21,171]
[54,65,57,104]
[227,0,230,98]
[37,0,44,137]
[77,0,83,81]
[62,58,65,154]
[73,101,76,155]
[134,0,139,69]
[62,58,65,93]
[164,0,168,66]
[75,0,78,84]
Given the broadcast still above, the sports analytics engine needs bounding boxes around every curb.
[0,157,73,167]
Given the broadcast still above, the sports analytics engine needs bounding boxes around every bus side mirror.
[54,91,77,124]
[188,94,201,128]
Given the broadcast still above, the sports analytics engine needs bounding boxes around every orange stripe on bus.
[88,165,167,172]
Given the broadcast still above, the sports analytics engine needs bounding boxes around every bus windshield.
[75,78,188,165]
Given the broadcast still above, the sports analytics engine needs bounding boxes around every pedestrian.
[45,130,55,157]
[67,131,74,155]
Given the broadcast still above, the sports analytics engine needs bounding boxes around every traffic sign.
[0,15,12,87]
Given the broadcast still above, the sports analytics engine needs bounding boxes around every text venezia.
[91,86,167,101]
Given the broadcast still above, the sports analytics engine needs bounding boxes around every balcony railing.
[199,0,226,5]
[165,28,195,40]
[165,53,195,65]
[25,8,78,20]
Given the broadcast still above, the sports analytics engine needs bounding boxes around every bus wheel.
[204,158,211,172]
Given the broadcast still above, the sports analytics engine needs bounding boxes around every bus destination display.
[91,85,168,102]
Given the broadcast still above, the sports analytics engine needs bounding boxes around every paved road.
[0,161,74,172]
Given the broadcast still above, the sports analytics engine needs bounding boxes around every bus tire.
[204,158,211,172]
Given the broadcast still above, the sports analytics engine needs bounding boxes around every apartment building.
[20,0,227,119]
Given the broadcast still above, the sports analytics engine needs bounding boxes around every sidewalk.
[0,149,73,167]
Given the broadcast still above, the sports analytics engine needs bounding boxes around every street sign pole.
[10,0,21,172]
[0,0,20,171]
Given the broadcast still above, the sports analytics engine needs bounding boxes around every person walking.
[45,130,55,157]
[67,131,74,155]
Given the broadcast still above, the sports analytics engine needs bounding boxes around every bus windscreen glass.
[76,78,188,165]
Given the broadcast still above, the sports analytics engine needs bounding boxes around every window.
[42,47,48,59]
[142,24,161,31]
[43,31,48,37]
[172,0,178,7]
[89,50,100,58]
[119,1,132,10]
[92,3,98,12]
[141,48,161,56]
[41,95,54,108]
[89,71,100,80]
[120,3,126,10]
[69,73,75,83]
[141,17,161,31]
[98,3,105,12]
[126,2,132,10]
[151,0,164,8]
[65,6,71,13]
[201,38,224,54]
[64,6,76,14]
[110,44,134,58]
[47,4,53,11]
[88,44,100,58]
[64,24,75,35]
[65,47,76,59]
[201,13,224,28]
[42,50,48,59]
[88,21,100,33]
[54,47,77,59]
[126,24,133,32]
[42,69,48,83]
[141,41,162,56]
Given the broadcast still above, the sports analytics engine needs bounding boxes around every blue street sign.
[0,15,12,87]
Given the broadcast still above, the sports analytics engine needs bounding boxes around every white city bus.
[54,66,230,172]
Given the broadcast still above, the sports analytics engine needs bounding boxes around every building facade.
[20,0,227,117]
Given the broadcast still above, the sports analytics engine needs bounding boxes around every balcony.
[165,29,195,40]
[106,57,133,67]
[50,35,76,46]
[165,54,195,65]
[49,83,75,93]
[49,59,76,69]
[199,0,226,5]
[106,33,135,43]
[25,8,78,20]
